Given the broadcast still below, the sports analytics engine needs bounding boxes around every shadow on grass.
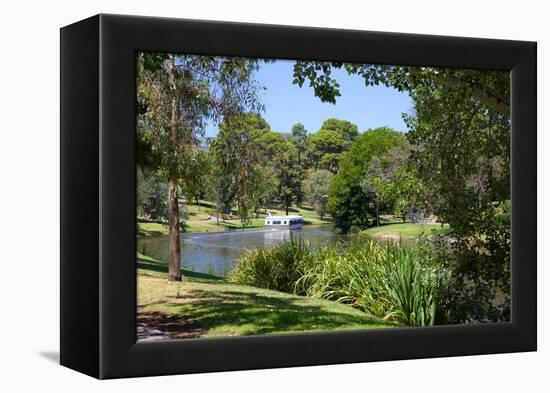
[137,229,166,237]
[137,261,223,281]
[162,288,392,336]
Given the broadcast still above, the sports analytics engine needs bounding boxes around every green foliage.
[304,170,333,219]
[308,130,344,155]
[293,58,511,323]
[274,143,302,214]
[327,127,406,232]
[292,62,342,104]
[136,53,511,324]
[296,119,359,173]
[291,123,308,154]
[361,142,426,223]
[229,238,449,326]
[136,51,264,183]
[430,208,510,323]
[210,114,306,220]
[320,118,359,146]
[296,241,448,326]
[228,235,311,293]
[256,128,303,214]
[381,167,423,222]
[404,80,511,322]
[292,61,510,117]
[137,167,168,220]
[384,247,441,326]
[211,114,269,225]
[180,149,212,204]
[291,123,308,204]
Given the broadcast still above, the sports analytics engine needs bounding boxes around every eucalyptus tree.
[210,114,270,226]
[256,129,303,215]
[291,123,308,205]
[183,149,211,207]
[276,142,302,215]
[291,123,308,163]
[304,169,333,219]
[137,53,263,281]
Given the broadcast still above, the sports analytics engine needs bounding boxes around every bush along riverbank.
[228,236,451,326]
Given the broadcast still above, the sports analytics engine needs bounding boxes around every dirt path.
[137,306,206,340]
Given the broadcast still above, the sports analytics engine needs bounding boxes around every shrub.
[229,238,450,326]
[228,234,311,293]
[298,241,447,326]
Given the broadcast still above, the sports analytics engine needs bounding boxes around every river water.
[137,225,355,277]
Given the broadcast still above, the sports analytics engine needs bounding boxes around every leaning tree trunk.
[167,178,182,281]
[167,54,182,281]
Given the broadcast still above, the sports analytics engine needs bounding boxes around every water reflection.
[137,225,352,277]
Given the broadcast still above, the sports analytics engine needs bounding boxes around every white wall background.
[0,0,546,390]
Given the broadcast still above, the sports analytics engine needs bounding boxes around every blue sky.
[205,60,413,137]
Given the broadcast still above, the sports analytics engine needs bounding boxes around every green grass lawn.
[361,222,450,238]
[138,218,266,235]
[137,222,169,236]
[137,263,395,339]
[255,204,331,225]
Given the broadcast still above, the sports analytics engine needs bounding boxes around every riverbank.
[137,225,352,277]
[138,201,332,236]
[361,222,450,240]
[137,262,395,340]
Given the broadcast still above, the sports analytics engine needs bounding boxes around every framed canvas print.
[60,14,536,379]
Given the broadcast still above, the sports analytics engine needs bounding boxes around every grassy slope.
[362,222,450,238]
[137,222,169,236]
[138,265,394,338]
[256,205,331,225]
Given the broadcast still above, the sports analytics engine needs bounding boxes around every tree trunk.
[167,178,182,281]
[166,54,182,282]
[375,200,380,227]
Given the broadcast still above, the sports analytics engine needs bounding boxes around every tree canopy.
[327,127,406,232]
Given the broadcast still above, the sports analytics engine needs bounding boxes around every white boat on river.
[264,215,304,230]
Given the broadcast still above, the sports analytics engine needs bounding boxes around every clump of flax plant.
[229,237,449,326]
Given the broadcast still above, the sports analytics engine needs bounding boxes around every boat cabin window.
[266,221,271,225]
[273,220,281,225]
[284,221,287,224]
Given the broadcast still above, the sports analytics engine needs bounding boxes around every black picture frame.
[60,14,537,379]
